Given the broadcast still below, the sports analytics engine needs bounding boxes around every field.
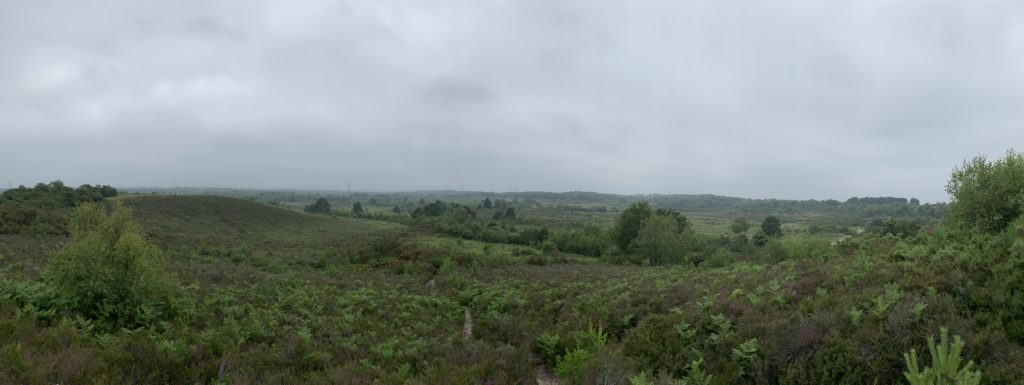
[2,169,1024,385]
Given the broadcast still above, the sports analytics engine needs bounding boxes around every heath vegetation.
[2,151,1024,384]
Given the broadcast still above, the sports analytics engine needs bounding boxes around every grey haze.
[2,0,1024,202]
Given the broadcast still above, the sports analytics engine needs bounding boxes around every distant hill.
[120,188,946,228]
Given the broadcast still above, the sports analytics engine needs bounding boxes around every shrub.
[44,202,179,330]
[946,150,1024,233]
[621,314,691,376]
[527,254,549,266]
[555,323,611,383]
[577,346,632,385]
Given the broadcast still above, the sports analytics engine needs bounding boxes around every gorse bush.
[44,202,178,330]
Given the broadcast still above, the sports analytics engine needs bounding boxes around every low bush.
[44,202,179,330]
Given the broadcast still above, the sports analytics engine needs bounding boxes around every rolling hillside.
[120,195,401,255]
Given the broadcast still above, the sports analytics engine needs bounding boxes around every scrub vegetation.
[3,150,1024,384]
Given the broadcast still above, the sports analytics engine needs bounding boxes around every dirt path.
[462,307,473,340]
[535,364,559,385]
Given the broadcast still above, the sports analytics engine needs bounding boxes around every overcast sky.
[2,0,1023,202]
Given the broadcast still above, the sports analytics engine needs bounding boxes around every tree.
[0,181,118,235]
[412,200,447,219]
[882,219,921,239]
[903,327,981,385]
[304,198,331,214]
[483,198,493,209]
[452,206,476,222]
[611,201,653,251]
[634,214,688,266]
[730,217,751,234]
[761,216,782,238]
[45,202,177,330]
[946,150,1024,233]
[493,199,509,210]
[493,207,516,221]
[655,208,689,233]
[352,202,365,216]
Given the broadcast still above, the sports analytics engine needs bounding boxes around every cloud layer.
[3,0,1023,202]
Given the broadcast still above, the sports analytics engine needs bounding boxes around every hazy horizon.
[11,182,942,204]
[4,0,1023,202]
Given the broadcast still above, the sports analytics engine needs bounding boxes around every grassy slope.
[120,195,401,255]
[0,235,65,280]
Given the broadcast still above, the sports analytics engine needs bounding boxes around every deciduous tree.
[611,201,653,251]
[946,150,1024,233]
[634,214,688,266]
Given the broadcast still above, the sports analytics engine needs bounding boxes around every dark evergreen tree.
[761,216,782,238]
[304,198,331,214]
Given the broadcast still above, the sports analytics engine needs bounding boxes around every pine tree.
[904,327,982,385]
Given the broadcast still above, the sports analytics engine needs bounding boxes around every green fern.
[848,308,863,326]
[629,371,656,385]
[731,338,759,376]
[678,358,713,385]
[536,332,561,366]
[903,327,982,385]
[871,283,903,317]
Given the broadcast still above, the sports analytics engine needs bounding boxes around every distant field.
[120,195,402,256]
[684,212,853,242]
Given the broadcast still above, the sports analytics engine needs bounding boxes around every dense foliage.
[946,150,1024,233]
[611,202,654,251]
[0,181,117,235]
[44,202,179,330]
[304,198,331,214]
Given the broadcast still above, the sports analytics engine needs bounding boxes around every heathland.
[2,151,1024,385]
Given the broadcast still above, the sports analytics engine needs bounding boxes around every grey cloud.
[421,78,494,106]
[2,0,1024,202]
